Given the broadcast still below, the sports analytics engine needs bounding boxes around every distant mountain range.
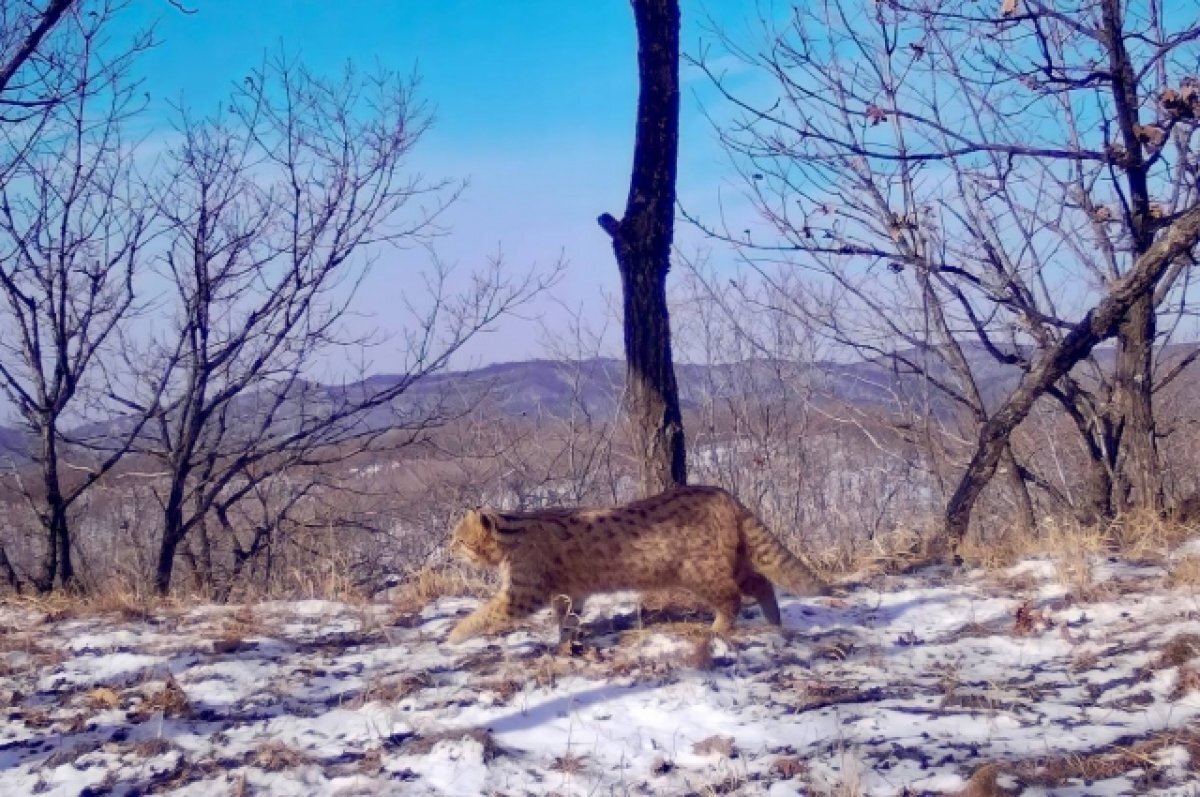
[348,347,1031,422]
[0,344,1194,464]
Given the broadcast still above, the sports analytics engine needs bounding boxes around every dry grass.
[832,526,930,576]
[1170,665,1200,700]
[401,728,505,762]
[84,687,122,711]
[952,513,1200,604]
[134,675,191,719]
[817,753,865,797]
[388,562,492,614]
[957,512,1197,574]
[479,675,524,703]
[1016,730,1200,785]
[1105,509,1195,560]
[1167,555,1200,588]
[352,673,431,706]
[772,756,807,779]
[549,751,589,775]
[252,740,314,772]
[1070,648,1101,673]
[4,587,169,624]
[958,729,1200,792]
[692,735,737,758]
[1154,633,1200,669]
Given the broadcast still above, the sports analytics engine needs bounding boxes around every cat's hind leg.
[693,580,742,634]
[740,571,781,626]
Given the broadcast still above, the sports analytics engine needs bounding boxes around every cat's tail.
[740,511,829,596]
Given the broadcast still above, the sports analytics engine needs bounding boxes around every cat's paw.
[447,623,474,644]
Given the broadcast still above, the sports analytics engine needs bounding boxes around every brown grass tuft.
[1155,632,1200,669]
[772,756,807,779]
[1171,665,1200,700]
[131,737,177,758]
[354,673,431,706]
[959,512,1198,583]
[10,587,169,625]
[136,675,191,719]
[252,740,313,772]
[84,687,122,710]
[1010,729,1200,787]
[402,728,505,762]
[692,734,737,758]
[1168,555,1200,588]
[549,751,589,775]
[388,563,492,615]
[1106,509,1194,560]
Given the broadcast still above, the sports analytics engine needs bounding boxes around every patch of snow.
[4,554,1200,795]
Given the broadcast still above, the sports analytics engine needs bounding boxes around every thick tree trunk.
[37,429,76,592]
[1085,440,1117,524]
[1099,0,1164,516]
[1113,293,1163,513]
[155,522,181,596]
[944,206,1200,550]
[52,503,73,590]
[191,511,214,592]
[599,0,686,496]
[155,483,187,595]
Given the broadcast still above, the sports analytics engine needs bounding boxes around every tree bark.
[944,206,1200,549]
[37,428,76,592]
[599,0,687,496]
[1113,293,1163,513]
[1099,0,1164,515]
[154,476,189,595]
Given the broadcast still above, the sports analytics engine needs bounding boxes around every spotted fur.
[446,485,828,643]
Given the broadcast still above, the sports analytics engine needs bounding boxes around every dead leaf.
[1001,0,1019,17]
[692,735,737,758]
[1014,602,1050,635]
[773,756,807,778]
[85,687,120,710]
[1134,124,1167,148]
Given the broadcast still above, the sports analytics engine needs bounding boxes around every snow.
[3,554,1200,795]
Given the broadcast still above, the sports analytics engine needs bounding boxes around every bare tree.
[694,0,1200,548]
[0,1,154,591]
[599,0,687,496]
[120,53,554,594]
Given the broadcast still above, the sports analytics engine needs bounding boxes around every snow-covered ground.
[3,552,1200,796]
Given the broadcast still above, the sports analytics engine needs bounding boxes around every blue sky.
[116,1,762,370]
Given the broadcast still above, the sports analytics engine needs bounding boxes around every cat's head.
[448,507,507,567]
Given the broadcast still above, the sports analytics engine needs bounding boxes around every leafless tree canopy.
[691,0,1200,547]
[0,7,556,595]
[0,0,154,590]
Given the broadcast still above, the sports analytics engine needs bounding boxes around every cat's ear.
[478,509,501,533]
